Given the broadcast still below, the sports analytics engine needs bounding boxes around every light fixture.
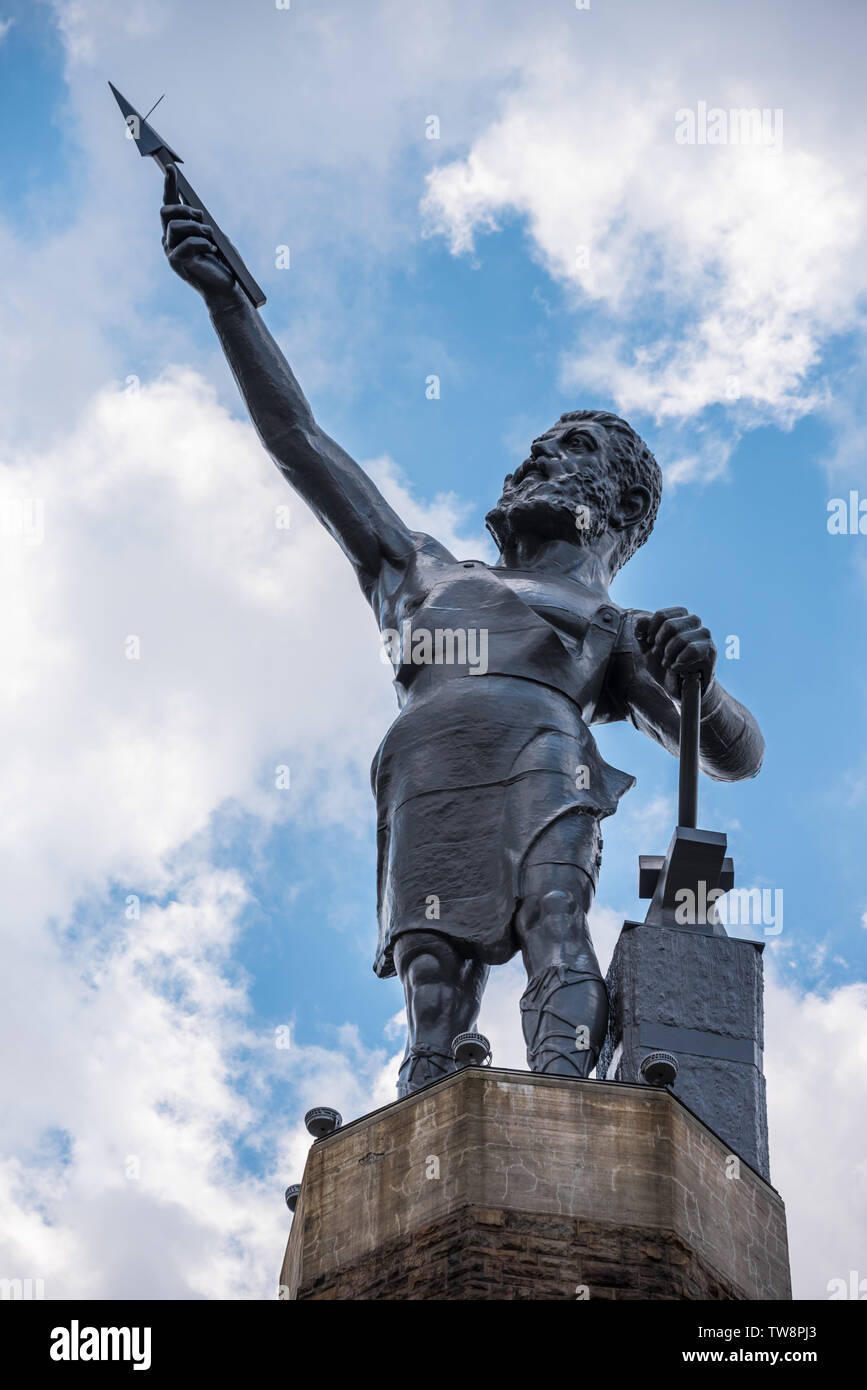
[452,1031,492,1068]
[639,1051,678,1087]
[304,1106,342,1138]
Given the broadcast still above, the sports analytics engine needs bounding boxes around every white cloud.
[0,0,519,450]
[6,0,859,485]
[368,455,493,561]
[421,0,867,476]
[764,968,867,1299]
[0,369,480,1297]
[0,868,275,1300]
[0,369,393,908]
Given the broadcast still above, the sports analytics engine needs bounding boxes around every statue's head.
[486,410,662,575]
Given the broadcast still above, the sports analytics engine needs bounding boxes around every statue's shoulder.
[373,532,459,623]
[411,531,459,566]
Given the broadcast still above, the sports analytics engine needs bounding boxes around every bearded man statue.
[160,171,764,1095]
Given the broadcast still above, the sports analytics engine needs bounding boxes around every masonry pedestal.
[279,1068,791,1300]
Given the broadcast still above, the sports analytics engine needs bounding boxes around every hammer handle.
[678,671,702,828]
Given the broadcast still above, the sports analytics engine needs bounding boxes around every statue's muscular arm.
[605,606,764,782]
[160,168,416,598]
[209,291,416,593]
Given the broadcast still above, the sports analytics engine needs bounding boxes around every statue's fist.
[635,606,717,698]
[160,165,237,307]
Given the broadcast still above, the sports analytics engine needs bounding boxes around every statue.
[159,167,764,1096]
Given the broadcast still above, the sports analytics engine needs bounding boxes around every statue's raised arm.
[160,166,415,597]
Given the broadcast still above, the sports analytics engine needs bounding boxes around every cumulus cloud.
[0,868,275,1300]
[421,0,867,477]
[0,370,391,898]
[0,369,479,1297]
[1,0,517,449]
[764,970,867,1299]
[8,0,860,483]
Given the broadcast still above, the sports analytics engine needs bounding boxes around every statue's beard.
[486,475,612,552]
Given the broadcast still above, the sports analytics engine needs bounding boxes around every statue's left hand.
[635,607,717,698]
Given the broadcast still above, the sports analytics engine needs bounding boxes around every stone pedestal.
[279,1068,791,1300]
[599,922,770,1181]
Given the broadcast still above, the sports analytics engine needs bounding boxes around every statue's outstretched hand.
[635,606,717,699]
[160,165,237,307]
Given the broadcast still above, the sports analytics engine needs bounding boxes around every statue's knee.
[540,889,577,919]
[396,933,457,990]
[409,950,448,991]
[519,882,596,965]
[522,889,579,930]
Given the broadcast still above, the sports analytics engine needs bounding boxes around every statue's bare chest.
[380,553,611,641]
[376,550,622,718]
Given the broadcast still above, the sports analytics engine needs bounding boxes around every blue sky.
[1,0,865,1300]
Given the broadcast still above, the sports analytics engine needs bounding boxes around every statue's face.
[487,421,618,548]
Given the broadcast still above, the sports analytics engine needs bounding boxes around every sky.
[0,0,865,1301]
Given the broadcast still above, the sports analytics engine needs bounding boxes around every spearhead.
[108,82,183,163]
[109,82,266,308]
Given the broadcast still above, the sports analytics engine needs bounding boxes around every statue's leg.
[515,859,608,1079]
[392,931,489,1097]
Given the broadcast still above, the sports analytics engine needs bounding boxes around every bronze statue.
[159,166,764,1096]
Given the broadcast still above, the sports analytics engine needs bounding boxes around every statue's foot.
[526,1040,597,1078]
[397,1044,457,1098]
[520,963,604,1078]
